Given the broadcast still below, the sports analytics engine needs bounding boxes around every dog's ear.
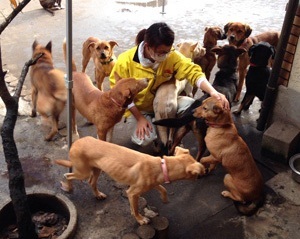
[270,46,276,59]
[186,163,201,176]
[123,89,132,99]
[213,104,223,114]
[223,22,232,34]
[211,46,222,55]
[248,44,257,57]
[109,41,118,49]
[174,146,190,156]
[244,24,252,38]
[190,42,198,51]
[88,42,96,50]
[45,41,52,53]
[32,40,38,50]
[236,47,247,57]
[215,27,226,40]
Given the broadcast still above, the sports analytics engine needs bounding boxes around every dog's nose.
[229,35,235,40]
[221,33,227,40]
[100,53,106,59]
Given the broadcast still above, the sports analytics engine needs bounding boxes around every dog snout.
[221,32,227,40]
[229,35,235,40]
[100,52,107,59]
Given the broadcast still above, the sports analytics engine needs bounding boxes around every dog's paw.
[95,191,107,200]
[30,110,37,117]
[137,216,150,225]
[221,190,231,198]
[60,181,72,193]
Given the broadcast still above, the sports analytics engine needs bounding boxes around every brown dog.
[81,37,118,90]
[30,40,67,141]
[63,40,148,141]
[194,26,225,81]
[193,97,264,215]
[55,136,206,225]
[223,22,280,101]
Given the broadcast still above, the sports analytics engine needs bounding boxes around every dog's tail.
[234,194,265,216]
[63,38,77,72]
[55,159,73,168]
[153,115,194,128]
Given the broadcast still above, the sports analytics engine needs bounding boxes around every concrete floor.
[1,0,300,239]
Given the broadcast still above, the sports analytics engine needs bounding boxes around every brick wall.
[278,6,300,86]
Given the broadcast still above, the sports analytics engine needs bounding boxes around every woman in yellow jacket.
[110,22,229,147]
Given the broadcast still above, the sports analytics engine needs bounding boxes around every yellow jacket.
[109,45,205,118]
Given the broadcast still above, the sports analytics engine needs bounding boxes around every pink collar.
[161,158,170,183]
[110,97,126,109]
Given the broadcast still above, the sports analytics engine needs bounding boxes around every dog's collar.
[110,97,127,109]
[205,120,231,128]
[100,58,114,65]
[249,63,257,67]
[161,158,170,184]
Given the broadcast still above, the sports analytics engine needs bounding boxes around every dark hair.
[135,22,174,47]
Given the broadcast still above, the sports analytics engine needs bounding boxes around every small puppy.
[82,37,118,90]
[193,97,264,215]
[194,26,225,81]
[55,136,206,225]
[30,40,67,141]
[223,22,280,101]
[234,42,275,114]
[62,40,148,141]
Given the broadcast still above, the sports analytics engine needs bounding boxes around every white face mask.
[150,52,168,62]
[148,47,168,62]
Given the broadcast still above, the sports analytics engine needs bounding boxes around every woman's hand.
[135,116,153,140]
[210,91,230,109]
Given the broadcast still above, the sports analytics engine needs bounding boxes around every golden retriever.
[81,36,118,90]
[193,97,264,215]
[55,136,206,225]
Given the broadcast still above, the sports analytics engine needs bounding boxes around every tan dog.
[30,40,67,141]
[55,136,206,225]
[194,26,225,81]
[193,97,264,215]
[177,41,206,61]
[63,40,148,141]
[223,22,280,101]
[152,42,205,151]
[177,40,206,96]
[81,37,118,90]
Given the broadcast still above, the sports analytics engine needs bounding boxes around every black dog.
[155,45,246,161]
[233,41,275,115]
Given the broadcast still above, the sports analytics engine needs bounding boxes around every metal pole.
[66,0,73,171]
[160,0,166,14]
